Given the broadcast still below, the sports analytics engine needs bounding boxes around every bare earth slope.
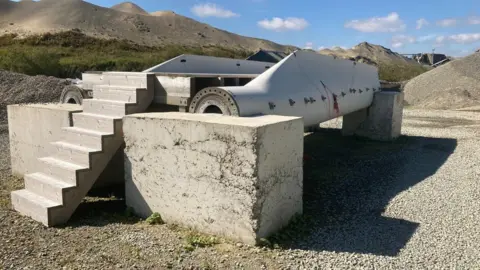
[319,42,416,66]
[111,1,149,15]
[403,52,480,109]
[0,0,293,51]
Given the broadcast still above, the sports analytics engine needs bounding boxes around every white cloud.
[468,16,480,25]
[447,33,480,44]
[417,34,437,42]
[304,42,314,49]
[435,33,480,44]
[344,12,406,33]
[416,18,429,29]
[436,18,457,27]
[391,35,416,48]
[191,3,239,18]
[318,46,326,50]
[258,17,309,31]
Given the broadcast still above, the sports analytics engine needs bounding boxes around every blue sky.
[90,0,479,56]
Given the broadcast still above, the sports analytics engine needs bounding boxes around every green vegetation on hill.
[0,31,429,81]
[378,62,431,82]
[0,31,252,78]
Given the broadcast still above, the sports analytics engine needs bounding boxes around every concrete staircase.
[11,72,154,226]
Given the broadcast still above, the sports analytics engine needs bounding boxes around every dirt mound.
[319,42,415,66]
[150,10,176,16]
[111,2,149,15]
[0,70,76,124]
[403,53,480,109]
[0,0,293,52]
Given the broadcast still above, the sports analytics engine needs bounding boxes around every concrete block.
[342,91,404,141]
[123,112,304,245]
[7,103,123,188]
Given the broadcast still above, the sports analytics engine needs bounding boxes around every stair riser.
[51,147,91,168]
[40,162,79,185]
[63,130,103,149]
[11,192,50,226]
[82,100,127,117]
[72,114,117,133]
[93,89,138,103]
[83,100,138,117]
[24,177,64,205]
[101,77,149,88]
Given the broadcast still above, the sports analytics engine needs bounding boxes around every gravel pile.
[0,70,70,125]
[403,52,480,110]
[1,109,480,269]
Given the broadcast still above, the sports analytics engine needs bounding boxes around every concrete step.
[101,72,152,88]
[92,86,141,103]
[39,157,88,185]
[82,99,136,117]
[50,141,100,168]
[11,189,60,226]
[72,112,121,133]
[24,172,75,205]
[63,126,110,149]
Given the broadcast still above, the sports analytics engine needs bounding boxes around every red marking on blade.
[333,95,340,116]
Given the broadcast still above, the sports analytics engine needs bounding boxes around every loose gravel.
[1,109,480,269]
[0,70,71,125]
[403,52,480,110]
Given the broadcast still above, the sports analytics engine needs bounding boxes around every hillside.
[111,2,149,15]
[403,52,480,109]
[318,42,416,66]
[0,0,294,52]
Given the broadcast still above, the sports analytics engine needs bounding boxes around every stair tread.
[27,172,75,189]
[40,157,88,171]
[94,85,146,91]
[52,141,100,153]
[63,126,111,137]
[12,189,60,208]
[85,98,135,105]
[74,112,122,120]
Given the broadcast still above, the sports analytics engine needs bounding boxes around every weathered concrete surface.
[8,103,81,177]
[7,103,123,188]
[123,112,304,244]
[342,91,404,141]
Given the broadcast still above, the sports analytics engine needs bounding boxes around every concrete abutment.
[342,91,404,141]
[123,112,304,244]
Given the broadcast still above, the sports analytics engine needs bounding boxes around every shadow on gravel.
[65,184,141,227]
[270,128,457,257]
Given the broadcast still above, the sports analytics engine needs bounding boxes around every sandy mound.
[151,10,176,16]
[403,52,480,109]
[111,2,149,15]
[319,42,415,66]
[0,0,293,52]
[0,70,78,125]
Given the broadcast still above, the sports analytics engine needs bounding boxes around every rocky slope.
[319,42,417,66]
[111,1,149,15]
[0,0,294,52]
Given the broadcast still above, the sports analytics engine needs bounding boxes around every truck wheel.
[60,86,85,105]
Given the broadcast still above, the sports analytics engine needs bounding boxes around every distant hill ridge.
[318,42,417,66]
[0,0,296,52]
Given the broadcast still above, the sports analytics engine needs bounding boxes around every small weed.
[184,232,219,251]
[146,212,164,225]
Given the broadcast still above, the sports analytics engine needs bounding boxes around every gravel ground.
[1,109,480,269]
[403,52,480,110]
[0,70,73,125]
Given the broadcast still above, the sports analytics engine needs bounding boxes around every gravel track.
[1,109,480,269]
[404,53,480,110]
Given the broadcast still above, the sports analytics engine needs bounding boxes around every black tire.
[60,86,85,105]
